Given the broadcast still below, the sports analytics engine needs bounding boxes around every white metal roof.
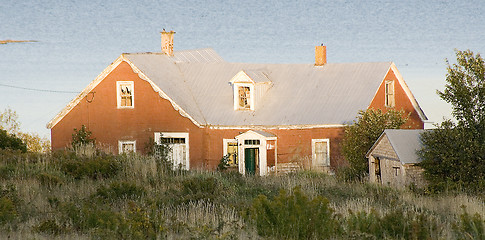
[124,51,398,126]
[47,48,427,129]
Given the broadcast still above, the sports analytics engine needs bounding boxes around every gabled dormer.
[230,70,272,111]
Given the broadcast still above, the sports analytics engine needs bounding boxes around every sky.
[1,0,485,138]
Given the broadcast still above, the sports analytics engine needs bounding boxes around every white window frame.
[223,139,238,165]
[118,140,136,154]
[385,80,395,107]
[233,83,254,111]
[312,139,330,167]
[116,81,134,109]
[154,132,189,170]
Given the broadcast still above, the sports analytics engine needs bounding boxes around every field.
[0,147,484,239]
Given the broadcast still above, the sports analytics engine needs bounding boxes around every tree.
[0,129,27,152]
[0,108,51,153]
[341,109,408,179]
[71,125,95,147]
[418,50,485,191]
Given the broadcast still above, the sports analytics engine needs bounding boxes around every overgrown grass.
[0,148,483,239]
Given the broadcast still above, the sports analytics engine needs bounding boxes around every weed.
[250,186,340,239]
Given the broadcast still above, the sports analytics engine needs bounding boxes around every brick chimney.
[161,30,175,56]
[315,45,327,66]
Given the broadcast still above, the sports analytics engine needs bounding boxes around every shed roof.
[368,129,425,164]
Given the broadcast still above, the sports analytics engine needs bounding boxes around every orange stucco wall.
[50,61,207,168]
[51,62,424,170]
[369,68,424,129]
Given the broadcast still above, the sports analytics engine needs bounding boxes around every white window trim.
[154,132,189,170]
[116,81,134,109]
[312,139,330,167]
[233,83,255,111]
[385,80,395,107]
[223,138,238,165]
[223,138,238,156]
[118,140,136,154]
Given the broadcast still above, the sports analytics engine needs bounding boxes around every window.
[223,139,238,165]
[154,132,189,170]
[312,139,330,167]
[238,86,251,109]
[385,80,395,107]
[244,139,260,145]
[117,81,134,108]
[118,140,136,154]
[393,166,400,176]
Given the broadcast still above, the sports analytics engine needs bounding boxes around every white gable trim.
[47,55,203,129]
[368,63,427,122]
[47,56,125,129]
[122,57,203,127]
[229,70,255,84]
[389,63,427,121]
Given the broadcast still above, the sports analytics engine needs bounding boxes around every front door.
[245,148,258,175]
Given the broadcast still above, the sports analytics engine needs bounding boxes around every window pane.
[227,142,238,165]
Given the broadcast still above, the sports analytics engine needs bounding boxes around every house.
[47,31,427,175]
[366,129,426,188]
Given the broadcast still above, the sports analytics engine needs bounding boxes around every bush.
[37,172,63,188]
[93,181,146,202]
[454,207,485,240]
[181,176,221,203]
[0,197,16,225]
[60,155,119,179]
[33,219,66,235]
[250,187,340,239]
[345,208,437,239]
[0,129,27,153]
[0,185,20,226]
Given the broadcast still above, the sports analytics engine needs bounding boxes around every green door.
[245,148,257,175]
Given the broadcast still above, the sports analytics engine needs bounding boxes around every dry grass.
[0,148,483,239]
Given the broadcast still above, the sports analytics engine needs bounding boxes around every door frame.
[235,130,277,176]
[154,132,190,170]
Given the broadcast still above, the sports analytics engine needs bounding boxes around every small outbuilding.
[366,129,426,188]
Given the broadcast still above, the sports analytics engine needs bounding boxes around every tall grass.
[0,148,483,239]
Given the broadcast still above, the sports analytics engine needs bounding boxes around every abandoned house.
[366,129,426,188]
[47,31,427,175]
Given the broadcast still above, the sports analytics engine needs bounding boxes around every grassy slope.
[0,148,484,239]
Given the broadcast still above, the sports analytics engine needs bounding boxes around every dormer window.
[230,70,272,111]
[238,86,251,109]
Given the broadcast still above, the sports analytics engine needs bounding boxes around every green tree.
[0,129,27,152]
[419,50,485,191]
[71,125,95,148]
[341,109,408,180]
[0,108,50,153]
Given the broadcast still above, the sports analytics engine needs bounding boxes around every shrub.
[37,172,63,188]
[217,155,230,171]
[0,129,27,153]
[33,219,66,235]
[93,181,146,202]
[345,208,438,239]
[0,185,20,226]
[61,155,119,179]
[71,125,95,148]
[0,197,16,225]
[454,207,485,240]
[181,176,221,203]
[250,186,340,239]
